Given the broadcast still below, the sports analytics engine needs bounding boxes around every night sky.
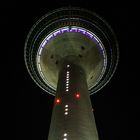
[3,1,135,140]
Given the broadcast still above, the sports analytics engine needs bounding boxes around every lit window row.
[64,104,69,116]
[63,105,68,139]
[65,69,70,92]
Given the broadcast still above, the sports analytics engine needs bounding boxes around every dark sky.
[3,1,136,140]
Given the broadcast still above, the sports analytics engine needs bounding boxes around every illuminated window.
[66,81,69,83]
[64,133,68,136]
[65,105,68,107]
[64,112,68,115]
[65,108,68,111]
[66,89,69,91]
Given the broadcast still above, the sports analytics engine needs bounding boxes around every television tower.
[24,7,119,140]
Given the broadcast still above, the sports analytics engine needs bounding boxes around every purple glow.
[86,31,93,38]
[38,26,105,63]
[42,40,47,47]
[93,36,99,43]
[61,28,69,33]
[77,28,86,34]
[44,27,101,44]
[70,27,77,32]
[53,30,61,36]
[47,34,54,41]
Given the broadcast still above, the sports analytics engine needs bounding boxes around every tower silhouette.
[24,7,119,140]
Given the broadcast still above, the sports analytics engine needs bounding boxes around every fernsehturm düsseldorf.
[24,7,119,140]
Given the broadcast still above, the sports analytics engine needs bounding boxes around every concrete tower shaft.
[48,59,98,140]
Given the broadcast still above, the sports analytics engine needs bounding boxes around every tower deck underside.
[37,27,107,94]
[48,60,99,140]
[24,8,119,95]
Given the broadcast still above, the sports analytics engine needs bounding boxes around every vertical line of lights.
[64,104,69,115]
[63,105,68,139]
[63,65,70,139]
[65,65,70,92]
[64,65,69,116]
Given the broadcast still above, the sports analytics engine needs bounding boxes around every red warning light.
[55,98,61,104]
[75,92,80,99]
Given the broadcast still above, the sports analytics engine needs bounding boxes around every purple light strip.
[53,30,61,36]
[41,26,102,48]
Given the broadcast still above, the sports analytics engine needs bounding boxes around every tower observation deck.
[24,7,119,140]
